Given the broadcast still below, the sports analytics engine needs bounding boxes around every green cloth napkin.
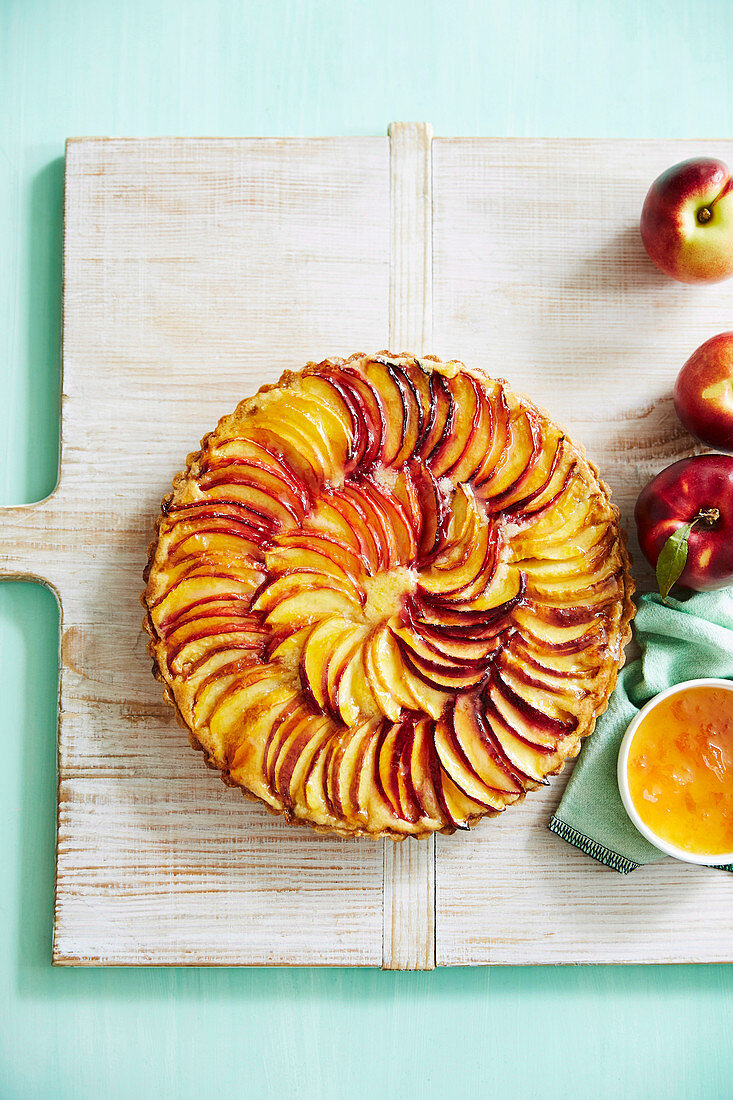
[549,589,733,873]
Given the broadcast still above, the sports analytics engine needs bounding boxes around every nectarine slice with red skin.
[226,689,302,792]
[244,425,324,497]
[477,410,539,501]
[252,571,361,615]
[410,580,521,633]
[159,555,265,594]
[272,390,350,468]
[198,470,305,525]
[405,718,447,827]
[194,661,278,729]
[213,439,315,513]
[302,500,364,558]
[342,482,399,570]
[299,617,357,711]
[166,499,275,538]
[481,694,554,784]
[387,363,424,467]
[445,382,495,485]
[301,728,342,824]
[409,463,450,563]
[337,367,386,468]
[428,374,480,478]
[418,525,496,600]
[274,711,337,814]
[150,576,262,628]
[200,454,310,512]
[378,723,410,820]
[162,606,261,645]
[265,543,366,604]
[392,464,423,545]
[265,625,313,665]
[298,373,356,449]
[277,722,332,813]
[495,662,578,728]
[197,479,304,530]
[328,723,372,824]
[333,646,380,727]
[397,638,490,690]
[254,410,337,484]
[428,486,478,568]
[327,378,369,473]
[356,727,408,831]
[495,648,591,709]
[420,372,454,461]
[489,671,574,749]
[167,626,264,671]
[397,362,433,448]
[393,621,494,671]
[370,724,397,821]
[487,420,559,513]
[451,695,524,796]
[157,596,255,637]
[327,489,383,574]
[508,633,604,681]
[470,386,511,486]
[439,770,500,826]
[359,476,418,564]
[165,529,264,568]
[363,629,406,722]
[273,533,365,586]
[516,598,601,629]
[325,628,367,722]
[264,701,310,791]
[258,587,363,629]
[399,600,498,661]
[362,359,410,468]
[396,726,423,825]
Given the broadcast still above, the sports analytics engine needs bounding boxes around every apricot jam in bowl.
[617,679,733,865]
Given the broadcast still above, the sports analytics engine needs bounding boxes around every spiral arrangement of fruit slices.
[144,353,633,838]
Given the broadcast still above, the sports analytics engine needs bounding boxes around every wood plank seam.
[382,122,436,971]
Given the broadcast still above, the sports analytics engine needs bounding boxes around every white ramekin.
[617,677,733,866]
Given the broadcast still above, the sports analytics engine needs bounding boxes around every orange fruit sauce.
[627,685,733,856]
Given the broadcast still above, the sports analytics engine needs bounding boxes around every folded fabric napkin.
[549,588,733,873]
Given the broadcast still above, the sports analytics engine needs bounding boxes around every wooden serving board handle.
[0,493,65,591]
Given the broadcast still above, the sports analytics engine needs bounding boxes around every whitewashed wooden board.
[1,125,731,968]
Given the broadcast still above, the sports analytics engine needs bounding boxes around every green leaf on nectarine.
[656,521,695,600]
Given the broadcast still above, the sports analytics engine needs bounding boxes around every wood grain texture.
[382,123,435,971]
[2,130,732,968]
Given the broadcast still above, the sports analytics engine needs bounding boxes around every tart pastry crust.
[143,353,635,838]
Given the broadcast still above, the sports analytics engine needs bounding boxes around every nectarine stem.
[697,206,713,224]
[696,506,720,527]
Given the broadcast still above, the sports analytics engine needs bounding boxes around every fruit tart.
[143,353,634,838]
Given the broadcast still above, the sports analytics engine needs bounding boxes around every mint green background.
[3,1,733,1097]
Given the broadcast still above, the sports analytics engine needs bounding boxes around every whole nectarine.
[640,158,733,283]
[673,332,733,452]
[635,455,733,591]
